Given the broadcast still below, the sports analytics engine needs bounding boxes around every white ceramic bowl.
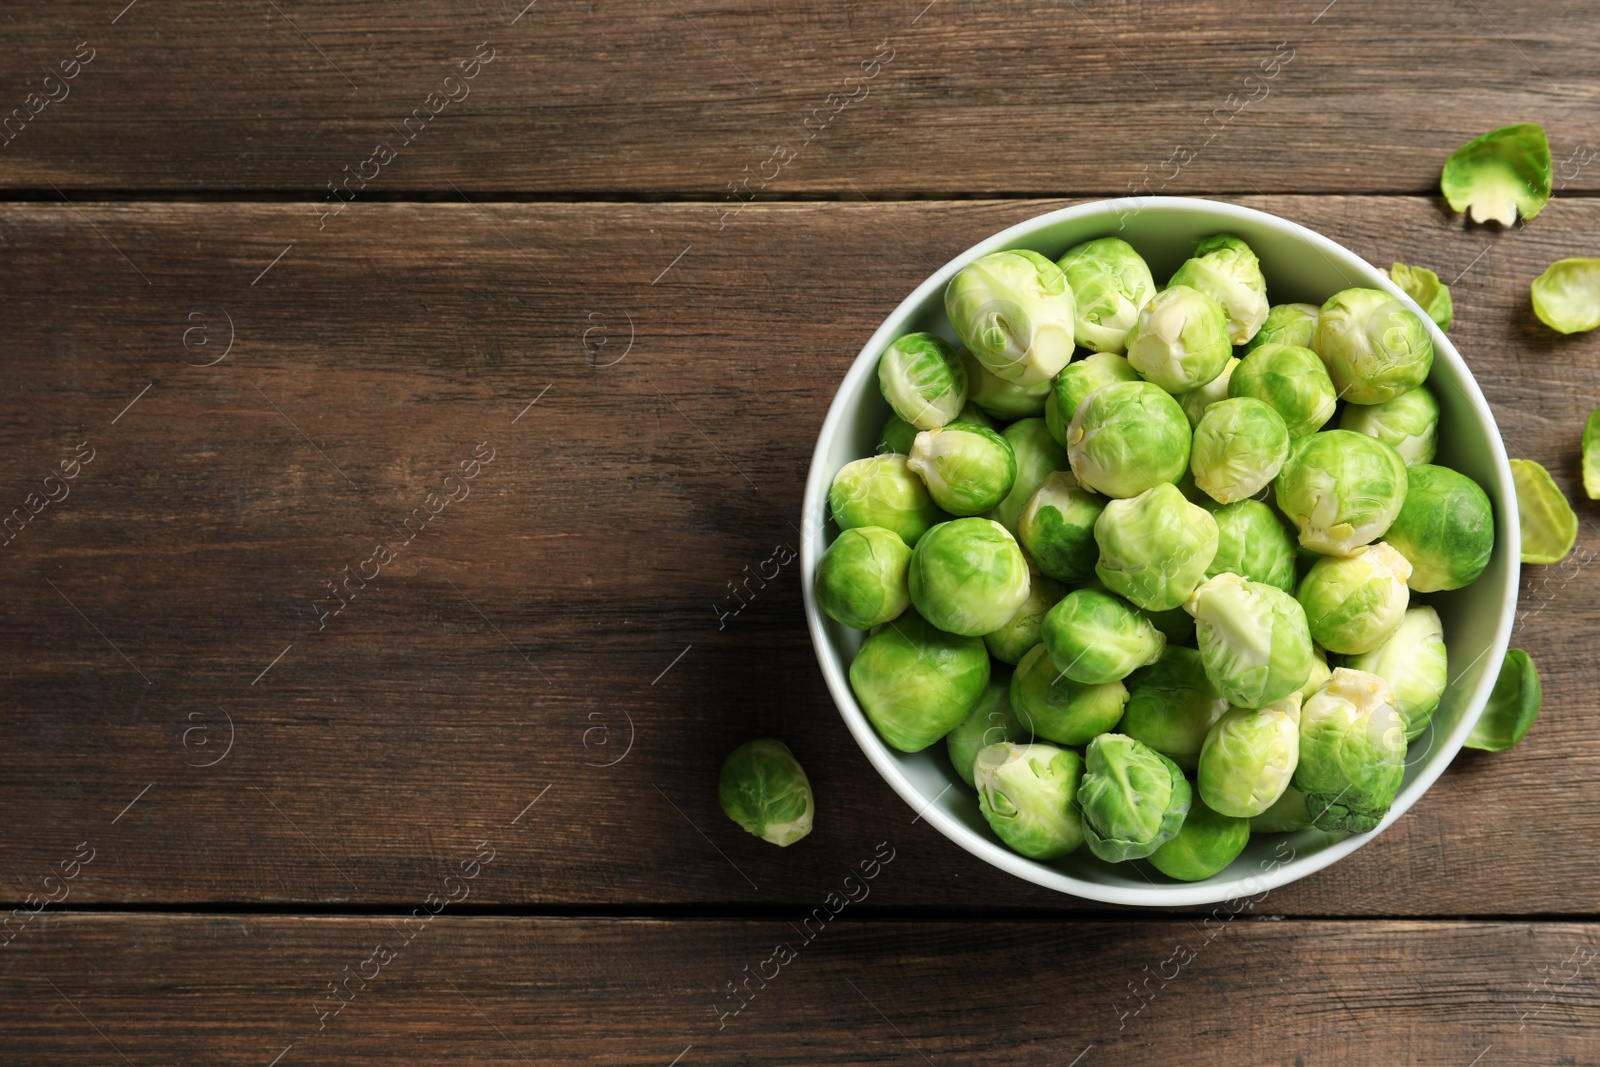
[801,197,1519,906]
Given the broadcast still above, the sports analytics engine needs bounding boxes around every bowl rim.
[800,195,1520,907]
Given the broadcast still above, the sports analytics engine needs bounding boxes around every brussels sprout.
[1018,471,1107,584]
[1390,262,1453,331]
[1346,606,1448,741]
[1274,430,1409,556]
[1530,257,1600,335]
[878,332,968,430]
[719,739,815,847]
[1057,237,1157,353]
[1041,588,1165,685]
[1167,234,1270,345]
[1197,694,1302,819]
[1586,406,1600,501]
[945,249,1077,385]
[1511,458,1577,565]
[1124,284,1234,393]
[1185,573,1315,710]
[1295,542,1412,655]
[984,569,1066,665]
[1010,642,1129,746]
[1066,381,1192,498]
[1180,356,1238,428]
[877,412,917,456]
[1296,646,1333,704]
[1243,303,1320,354]
[1145,604,1198,646]
[907,424,1018,517]
[951,401,996,430]
[961,348,1053,419]
[849,610,991,752]
[988,417,1072,536]
[1229,343,1337,438]
[1337,385,1439,467]
[1095,483,1219,612]
[1190,397,1291,505]
[1382,464,1494,592]
[1149,796,1249,882]
[1078,733,1192,862]
[1046,351,1143,448]
[1203,498,1298,593]
[946,671,1028,788]
[1120,645,1230,772]
[1313,288,1434,405]
[830,454,946,547]
[907,518,1031,636]
[974,742,1086,859]
[815,526,913,630]
[1440,123,1552,226]
[1250,785,1313,833]
[1465,649,1542,752]
[1293,668,1406,834]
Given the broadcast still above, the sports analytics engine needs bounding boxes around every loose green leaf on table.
[1465,650,1542,752]
[1440,123,1551,225]
[1531,258,1600,335]
[1584,406,1600,500]
[1391,262,1453,330]
[1510,458,1578,564]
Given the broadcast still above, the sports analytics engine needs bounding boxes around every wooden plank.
[1,916,1594,1063]
[1,1,1598,194]
[0,196,1596,913]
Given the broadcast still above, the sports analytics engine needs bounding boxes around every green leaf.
[1584,406,1600,501]
[1440,124,1552,225]
[1390,262,1453,330]
[1510,458,1578,565]
[1531,258,1600,335]
[1465,649,1541,752]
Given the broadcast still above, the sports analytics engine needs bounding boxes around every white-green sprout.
[1203,498,1298,593]
[1440,123,1552,226]
[1120,645,1230,772]
[945,249,1077,385]
[829,454,945,547]
[1243,303,1320,354]
[1190,397,1291,504]
[961,348,1054,418]
[987,417,1072,537]
[1056,237,1157,353]
[945,673,1027,788]
[1313,287,1434,405]
[1046,351,1142,448]
[1078,733,1192,863]
[1018,470,1106,585]
[1531,258,1600,335]
[1295,541,1413,656]
[814,526,912,630]
[1228,342,1338,438]
[1094,483,1219,612]
[907,424,1017,517]
[1167,234,1270,345]
[877,332,968,430]
[1346,605,1448,741]
[1293,668,1407,834]
[1066,380,1192,498]
[1184,573,1315,710]
[983,570,1065,665]
[1338,385,1439,467]
[1379,463,1494,592]
[907,518,1031,636]
[1010,642,1129,746]
[719,739,815,846]
[974,742,1085,859]
[1180,356,1239,428]
[1297,646,1333,705]
[849,610,991,753]
[1197,692,1303,819]
[1124,284,1233,393]
[1274,430,1409,556]
[1040,588,1165,685]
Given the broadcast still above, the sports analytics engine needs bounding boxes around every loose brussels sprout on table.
[974,742,1085,859]
[1190,396,1290,504]
[908,518,1031,636]
[1056,237,1156,353]
[1243,302,1319,353]
[1124,284,1233,393]
[1274,430,1408,556]
[814,525,913,630]
[1294,668,1407,834]
[945,249,1076,385]
[1120,645,1229,772]
[878,332,968,430]
[1167,234,1270,345]
[1095,483,1219,612]
[830,454,946,547]
[1066,380,1193,498]
[1078,733,1192,863]
[907,423,1017,516]
[1337,385,1439,467]
[1040,587,1165,685]
[1313,287,1434,404]
[1018,471,1106,585]
[1046,351,1142,448]
[719,739,815,847]
[1229,343,1338,438]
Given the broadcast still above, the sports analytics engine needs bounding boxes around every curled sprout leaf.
[1465,649,1542,752]
[1390,262,1453,331]
[1440,123,1552,226]
[1584,406,1600,501]
[718,739,815,847]
[1531,258,1600,335]
[1510,458,1577,565]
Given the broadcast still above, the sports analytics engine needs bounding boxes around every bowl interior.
[801,197,1519,907]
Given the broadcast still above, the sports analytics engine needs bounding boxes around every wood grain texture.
[1,1,1598,195]
[0,196,1597,914]
[2,915,1595,1064]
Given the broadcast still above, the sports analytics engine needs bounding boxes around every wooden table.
[2,2,1597,1062]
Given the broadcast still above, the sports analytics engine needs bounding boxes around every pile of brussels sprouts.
[816,232,1499,880]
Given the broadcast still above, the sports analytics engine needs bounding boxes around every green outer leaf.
[1465,649,1542,752]
[1510,458,1578,565]
[1440,123,1552,225]
[1531,258,1600,335]
[1584,406,1600,501]
[1390,262,1453,331]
